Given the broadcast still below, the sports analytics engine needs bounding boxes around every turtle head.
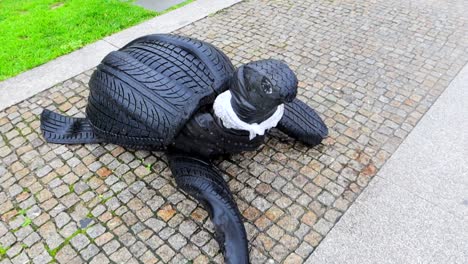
[229,59,298,124]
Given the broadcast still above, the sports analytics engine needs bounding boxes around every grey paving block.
[307,177,468,264]
[135,0,186,12]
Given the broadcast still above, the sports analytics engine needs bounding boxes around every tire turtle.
[41,34,328,263]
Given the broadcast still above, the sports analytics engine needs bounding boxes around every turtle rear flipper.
[41,110,102,144]
[168,154,249,264]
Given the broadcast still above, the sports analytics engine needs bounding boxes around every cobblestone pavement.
[1,0,468,263]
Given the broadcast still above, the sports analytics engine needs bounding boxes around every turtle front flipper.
[276,98,328,146]
[168,153,249,264]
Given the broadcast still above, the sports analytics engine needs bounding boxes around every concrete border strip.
[0,0,242,111]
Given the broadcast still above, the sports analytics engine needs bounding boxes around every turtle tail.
[40,109,102,144]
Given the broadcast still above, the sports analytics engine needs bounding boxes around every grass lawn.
[0,0,191,81]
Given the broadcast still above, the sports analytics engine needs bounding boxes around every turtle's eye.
[261,78,273,94]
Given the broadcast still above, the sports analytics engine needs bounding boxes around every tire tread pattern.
[41,110,102,144]
[125,34,235,93]
[86,34,235,149]
[277,98,328,146]
[169,155,249,264]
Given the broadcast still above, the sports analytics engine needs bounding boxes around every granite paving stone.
[70,233,90,251]
[55,245,77,263]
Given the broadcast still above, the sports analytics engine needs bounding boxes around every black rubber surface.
[168,154,249,264]
[230,59,298,124]
[277,98,328,146]
[173,108,265,158]
[41,109,102,144]
[124,34,235,94]
[86,34,235,149]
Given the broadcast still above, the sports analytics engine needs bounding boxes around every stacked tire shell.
[86,34,235,150]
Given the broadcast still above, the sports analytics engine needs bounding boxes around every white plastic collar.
[213,91,284,140]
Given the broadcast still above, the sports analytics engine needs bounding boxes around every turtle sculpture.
[41,34,328,263]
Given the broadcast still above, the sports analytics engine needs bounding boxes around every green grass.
[21,217,32,227]
[0,0,157,81]
[0,245,7,259]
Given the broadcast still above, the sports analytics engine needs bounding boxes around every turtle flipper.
[41,109,102,144]
[276,98,328,146]
[168,154,249,264]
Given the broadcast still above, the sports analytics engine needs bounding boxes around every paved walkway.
[0,0,468,263]
[307,62,468,264]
